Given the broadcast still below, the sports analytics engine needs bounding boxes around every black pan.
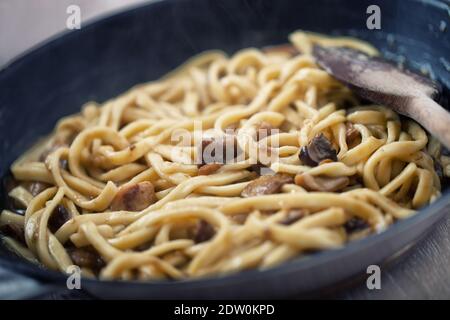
[0,0,449,299]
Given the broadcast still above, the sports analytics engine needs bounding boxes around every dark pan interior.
[0,0,449,298]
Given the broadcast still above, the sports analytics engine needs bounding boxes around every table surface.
[1,0,450,300]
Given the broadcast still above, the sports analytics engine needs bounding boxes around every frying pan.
[0,0,449,299]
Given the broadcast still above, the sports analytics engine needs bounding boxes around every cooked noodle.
[0,31,447,280]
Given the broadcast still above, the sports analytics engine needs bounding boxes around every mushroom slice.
[241,174,293,197]
[198,163,222,175]
[110,181,156,212]
[299,133,337,166]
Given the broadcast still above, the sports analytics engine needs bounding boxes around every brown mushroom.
[248,162,275,176]
[48,205,71,233]
[294,173,349,192]
[198,163,222,175]
[194,220,215,243]
[241,174,293,198]
[68,246,105,272]
[345,122,360,147]
[299,133,337,167]
[344,217,370,233]
[110,181,157,212]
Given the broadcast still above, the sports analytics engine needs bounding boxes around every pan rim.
[0,0,449,294]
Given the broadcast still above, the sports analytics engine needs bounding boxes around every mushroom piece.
[110,181,157,212]
[345,122,361,147]
[344,217,370,233]
[241,174,293,198]
[68,246,105,272]
[294,173,349,192]
[194,220,215,243]
[248,162,275,176]
[299,133,337,167]
[198,163,222,176]
[48,205,71,233]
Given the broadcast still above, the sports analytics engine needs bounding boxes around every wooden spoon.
[312,45,450,149]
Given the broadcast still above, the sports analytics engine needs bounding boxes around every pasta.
[1,31,448,281]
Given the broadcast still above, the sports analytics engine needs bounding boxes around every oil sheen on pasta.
[1,31,448,281]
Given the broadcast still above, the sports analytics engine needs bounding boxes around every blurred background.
[0,0,149,66]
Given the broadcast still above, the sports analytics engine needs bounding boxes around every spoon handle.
[410,96,450,149]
